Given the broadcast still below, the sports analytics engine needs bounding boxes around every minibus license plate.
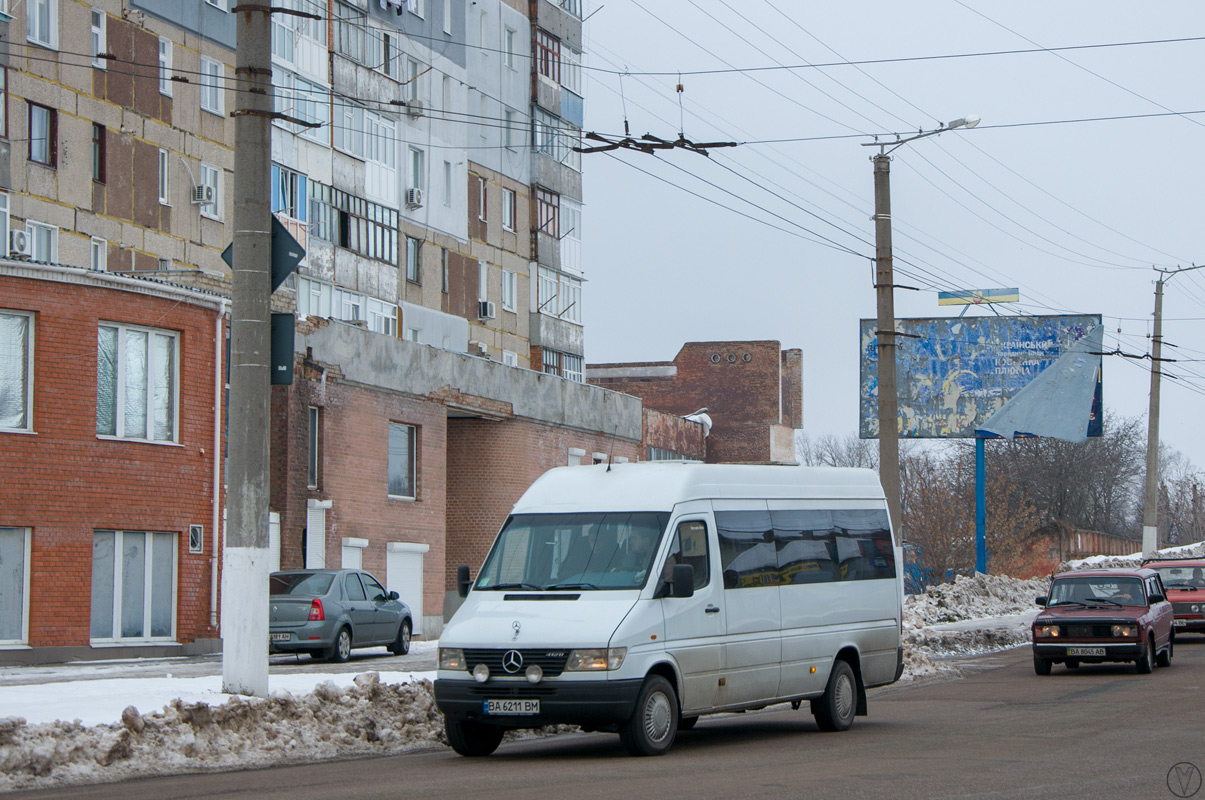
[485,699,539,715]
[1066,647,1104,656]
[269,633,290,643]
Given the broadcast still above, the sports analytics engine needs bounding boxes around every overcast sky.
[577,1,1205,470]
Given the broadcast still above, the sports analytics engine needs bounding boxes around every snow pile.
[1063,541,1205,572]
[0,674,445,791]
[899,573,1048,681]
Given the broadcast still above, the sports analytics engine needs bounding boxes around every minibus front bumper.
[434,677,645,728]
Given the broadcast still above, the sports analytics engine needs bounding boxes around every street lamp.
[861,115,980,537]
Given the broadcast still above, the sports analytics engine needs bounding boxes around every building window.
[504,109,516,149]
[408,146,424,191]
[158,149,169,204]
[0,311,33,431]
[381,32,395,77]
[90,236,107,271]
[502,350,517,367]
[96,323,178,443]
[443,160,452,207]
[534,109,580,170]
[477,176,486,221]
[0,68,8,138]
[272,164,307,221]
[205,0,227,9]
[442,0,452,34]
[307,406,320,488]
[91,123,105,182]
[536,187,559,238]
[561,197,582,273]
[406,236,421,283]
[501,188,516,232]
[478,260,488,302]
[0,527,30,644]
[563,47,582,95]
[308,182,398,264]
[273,69,329,141]
[536,29,560,83]
[27,0,57,49]
[441,247,449,293]
[406,58,422,102]
[91,8,106,68]
[501,268,517,311]
[27,102,55,166]
[200,163,221,219]
[504,28,515,68]
[388,423,416,499]
[26,221,56,262]
[336,2,365,63]
[410,0,425,18]
[159,37,173,96]
[542,349,583,383]
[90,530,176,642]
[200,57,223,115]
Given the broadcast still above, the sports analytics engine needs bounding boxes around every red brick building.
[587,341,804,464]
[0,263,225,663]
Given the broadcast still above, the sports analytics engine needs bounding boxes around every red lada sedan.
[1142,557,1205,634]
[1032,568,1174,675]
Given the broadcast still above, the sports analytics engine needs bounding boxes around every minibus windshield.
[475,512,671,591]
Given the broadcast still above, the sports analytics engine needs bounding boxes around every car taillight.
[308,599,324,621]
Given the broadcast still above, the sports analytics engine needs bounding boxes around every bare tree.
[796,432,879,469]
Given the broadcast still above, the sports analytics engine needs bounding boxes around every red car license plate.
[1067,647,1104,656]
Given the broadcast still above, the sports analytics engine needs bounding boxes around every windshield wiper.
[1047,600,1085,607]
[1080,597,1122,606]
[487,582,543,591]
[545,582,598,590]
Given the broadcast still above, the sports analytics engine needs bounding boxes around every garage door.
[386,543,428,633]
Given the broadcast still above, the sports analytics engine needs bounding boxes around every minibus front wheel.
[619,675,679,756]
[445,717,504,757]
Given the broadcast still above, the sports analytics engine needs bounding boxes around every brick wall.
[0,271,222,649]
[445,418,640,591]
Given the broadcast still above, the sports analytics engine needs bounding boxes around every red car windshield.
[1149,565,1205,589]
[1049,576,1145,607]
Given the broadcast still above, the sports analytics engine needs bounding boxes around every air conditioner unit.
[405,187,424,207]
[478,300,496,320]
[405,99,424,118]
[9,229,31,257]
[191,184,215,205]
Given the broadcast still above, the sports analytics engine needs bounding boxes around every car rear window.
[270,572,335,596]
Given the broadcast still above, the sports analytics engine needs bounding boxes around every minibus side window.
[716,510,776,589]
[665,520,710,591]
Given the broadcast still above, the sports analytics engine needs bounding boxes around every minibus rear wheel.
[811,660,856,732]
[445,718,504,757]
[619,675,679,756]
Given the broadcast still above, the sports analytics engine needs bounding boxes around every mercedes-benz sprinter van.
[434,462,903,756]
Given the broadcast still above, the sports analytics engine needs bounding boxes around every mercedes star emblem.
[502,650,524,673]
[512,620,521,639]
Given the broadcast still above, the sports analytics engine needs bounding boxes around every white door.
[305,503,327,568]
[387,545,425,630]
[341,545,362,569]
[661,513,726,714]
[268,512,281,573]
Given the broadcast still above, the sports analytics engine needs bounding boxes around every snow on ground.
[2,543,1201,792]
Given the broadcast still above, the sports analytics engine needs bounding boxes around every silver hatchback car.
[269,569,413,662]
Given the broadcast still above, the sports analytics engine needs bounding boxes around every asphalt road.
[13,638,1205,800]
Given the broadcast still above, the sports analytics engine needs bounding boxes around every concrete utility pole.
[862,116,980,538]
[871,154,903,536]
[222,1,274,698]
[1142,264,1205,554]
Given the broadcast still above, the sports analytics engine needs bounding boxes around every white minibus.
[434,462,903,756]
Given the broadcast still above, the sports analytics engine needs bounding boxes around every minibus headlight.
[1034,625,1059,638]
[1111,624,1138,638]
[439,648,466,670]
[565,647,626,671]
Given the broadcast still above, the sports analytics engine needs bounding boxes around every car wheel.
[1033,655,1052,676]
[389,618,412,656]
[812,660,857,732]
[1157,636,1173,668]
[326,627,352,664]
[445,718,504,757]
[619,675,678,756]
[1136,636,1154,674]
[1065,659,1080,670]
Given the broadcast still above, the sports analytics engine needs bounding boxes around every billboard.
[859,314,1103,439]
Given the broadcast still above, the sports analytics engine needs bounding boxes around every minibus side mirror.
[457,564,472,598]
[670,564,694,598]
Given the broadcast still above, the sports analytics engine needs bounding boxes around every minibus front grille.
[463,648,570,677]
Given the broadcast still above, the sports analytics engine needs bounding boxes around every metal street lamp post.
[862,116,980,537]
